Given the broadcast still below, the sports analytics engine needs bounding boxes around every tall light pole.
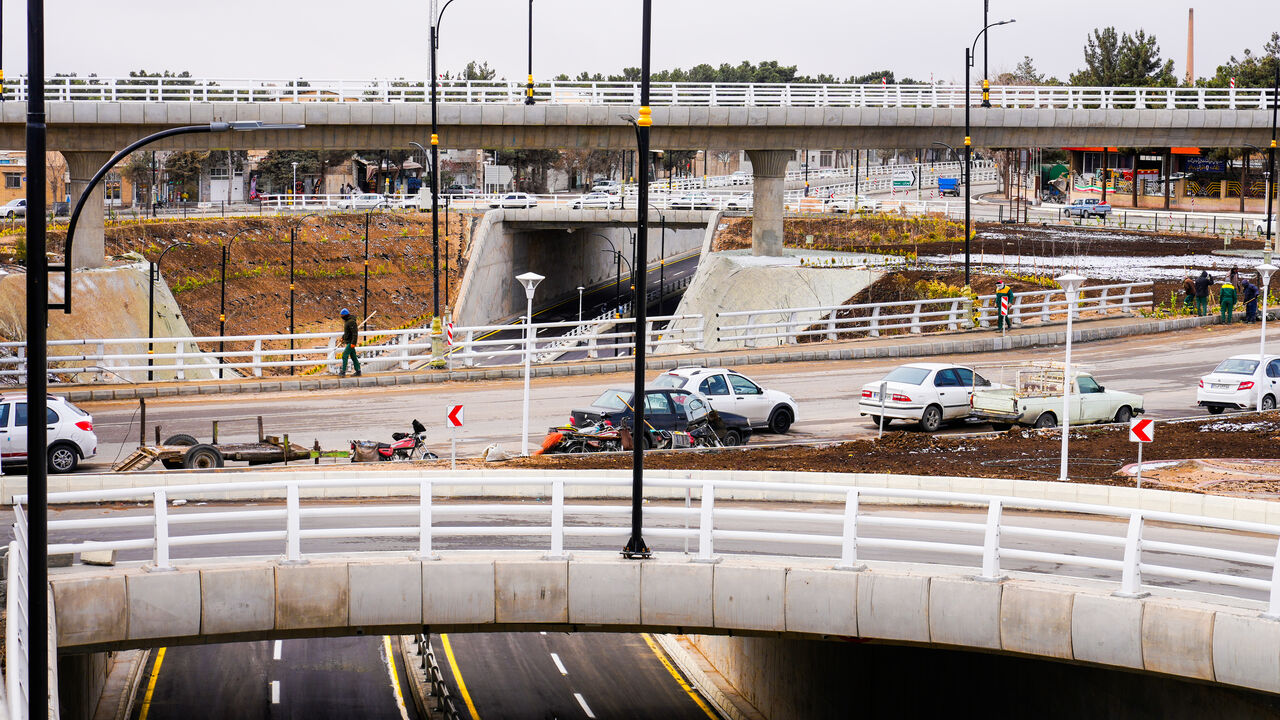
[577,285,585,324]
[219,230,251,379]
[517,271,543,455]
[981,0,991,108]
[289,213,322,374]
[1056,272,1085,482]
[149,243,193,381]
[430,0,459,320]
[525,0,535,105]
[964,17,1015,287]
[1258,263,1277,412]
[1246,143,1274,264]
[291,161,298,200]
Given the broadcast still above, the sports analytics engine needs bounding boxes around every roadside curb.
[55,314,1219,404]
[396,635,434,720]
[91,648,150,720]
[652,633,763,720]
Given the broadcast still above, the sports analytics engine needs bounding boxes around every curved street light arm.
[433,0,461,48]
[969,19,1015,66]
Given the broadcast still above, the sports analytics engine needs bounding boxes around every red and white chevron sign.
[1129,418,1154,443]
[447,405,464,427]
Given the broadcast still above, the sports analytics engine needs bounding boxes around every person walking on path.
[994,280,1013,331]
[1183,275,1196,312]
[1194,270,1213,317]
[1243,279,1260,322]
[1220,278,1238,324]
[339,308,362,377]
[1229,266,1241,288]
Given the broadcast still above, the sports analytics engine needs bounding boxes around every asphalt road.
[133,636,418,720]
[68,322,1264,472]
[434,632,717,720]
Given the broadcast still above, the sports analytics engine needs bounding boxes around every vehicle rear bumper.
[857,401,923,421]
[971,410,1025,423]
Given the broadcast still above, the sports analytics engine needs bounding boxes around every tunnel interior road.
[67,323,1268,474]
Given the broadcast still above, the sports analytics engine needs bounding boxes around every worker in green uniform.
[994,280,1013,331]
[339,308,362,377]
[1219,281,1237,324]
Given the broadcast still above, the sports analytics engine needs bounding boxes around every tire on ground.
[768,406,793,434]
[721,429,742,446]
[1034,413,1058,429]
[183,444,225,469]
[1114,406,1132,424]
[47,443,79,474]
[919,405,944,432]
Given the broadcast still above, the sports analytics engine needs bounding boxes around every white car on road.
[336,193,388,210]
[0,198,26,218]
[0,394,97,473]
[571,192,621,210]
[652,367,798,433]
[858,363,995,432]
[826,195,881,214]
[490,192,538,209]
[1256,217,1276,237]
[1197,354,1280,413]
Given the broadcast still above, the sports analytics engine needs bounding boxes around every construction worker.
[339,308,362,377]
[994,280,1013,331]
[1219,279,1237,324]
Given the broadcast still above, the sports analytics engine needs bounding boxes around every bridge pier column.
[746,150,791,257]
[65,151,113,269]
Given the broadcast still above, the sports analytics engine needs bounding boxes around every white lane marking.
[270,680,280,704]
[273,640,282,661]
[550,652,568,675]
[574,693,595,718]
[540,631,547,636]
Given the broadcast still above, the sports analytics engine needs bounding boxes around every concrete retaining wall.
[45,553,1280,698]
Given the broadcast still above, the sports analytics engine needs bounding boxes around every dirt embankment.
[500,415,1280,494]
[3,212,481,340]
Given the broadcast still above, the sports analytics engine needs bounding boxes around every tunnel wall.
[56,651,108,720]
[453,211,704,327]
[687,634,1280,720]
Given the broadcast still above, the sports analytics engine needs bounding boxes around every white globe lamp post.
[1056,272,1086,482]
[1257,263,1277,412]
[517,271,545,455]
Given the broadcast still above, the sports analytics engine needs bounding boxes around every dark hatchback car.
[570,387,753,445]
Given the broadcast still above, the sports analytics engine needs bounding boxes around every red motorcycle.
[350,419,438,462]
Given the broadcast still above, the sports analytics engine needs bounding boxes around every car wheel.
[721,429,742,446]
[1034,412,1058,429]
[47,443,79,474]
[163,433,199,446]
[767,407,793,434]
[1114,406,1132,424]
[1207,405,1225,415]
[1264,395,1277,411]
[867,415,890,428]
[183,444,225,470]
[4,211,12,218]
[919,404,944,432]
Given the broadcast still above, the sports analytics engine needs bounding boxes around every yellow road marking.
[137,647,166,720]
[382,635,410,720]
[641,633,719,719]
[440,633,482,720]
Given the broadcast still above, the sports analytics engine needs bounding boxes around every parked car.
[490,192,538,209]
[572,192,621,210]
[724,192,754,211]
[826,195,880,214]
[667,193,717,210]
[652,367,798,433]
[729,170,751,185]
[443,185,479,196]
[858,363,997,432]
[0,198,26,218]
[336,193,388,210]
[1065,198,1112,218]
[590,180,622,194]
[970,364,1143,429]
[0,394,97,473]
[570,387,753,446]
[1256,217,1276,237]
[1196,354,1280,414]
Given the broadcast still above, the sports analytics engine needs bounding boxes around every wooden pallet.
[112,447,160,473]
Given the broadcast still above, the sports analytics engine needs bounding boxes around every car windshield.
[1213,358,1259,375]
[650,374,687,389]
[882,366,931,385]
[591,389,633,411]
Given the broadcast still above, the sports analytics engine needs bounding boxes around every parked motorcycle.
[350,419,439,462]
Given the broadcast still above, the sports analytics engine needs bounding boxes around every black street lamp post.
[1267,66,1278,261]
[964,17,1015,287]
[525,0,535,105]
[149,242,192,381]
[430,0,459,320]
[218,229,251,379]
[649,204,666,314]
[288,213,322,374]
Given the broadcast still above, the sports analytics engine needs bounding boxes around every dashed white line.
[270,680,280,704]
[550,652,568,675]
[272,640,282,660]
[574,693,595,718]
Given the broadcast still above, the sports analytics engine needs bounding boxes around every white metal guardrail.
[716,282,1152,347]
[8,77,1276,110]
[5,472,1279,719]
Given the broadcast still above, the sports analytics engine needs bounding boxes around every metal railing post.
[547,480,567,559]
[1266,536,1280,619]
[152,489,173,571]
[979,499,1005,581]
[284,483,303,563]
[696,482,717,562]
[1115,513,1148,598]
[826,310,839,341]
[419,481,438,560]
[869,306,881,337]
[252,339,264,378]
[910,302,923,334]
[835,489,865,571]
[174,340,186,381]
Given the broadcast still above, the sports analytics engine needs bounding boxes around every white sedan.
[826,195,880,214]
[336,193,388,210]
[572,192,620,209]
[858,363,995,432]
[490,192,538,209]
[651,367,798,434]
[1256,217,1276,236]
[1197,354,1280,413]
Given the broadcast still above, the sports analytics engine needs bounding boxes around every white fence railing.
[715,282,1153,347]
[9,77,1276,110]
[0,313,706,382]
[6,472,1279,720]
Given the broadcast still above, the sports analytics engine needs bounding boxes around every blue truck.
[937,177,961,197]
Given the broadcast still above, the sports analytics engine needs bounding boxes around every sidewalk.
[43,312,1223,404]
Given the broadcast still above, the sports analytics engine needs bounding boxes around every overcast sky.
[2,1,1274,84]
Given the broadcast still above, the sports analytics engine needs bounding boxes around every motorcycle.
[350,419,439,462]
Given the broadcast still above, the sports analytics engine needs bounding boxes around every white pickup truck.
[970,364,1144,429]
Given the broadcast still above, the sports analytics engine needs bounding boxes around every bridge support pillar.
[746,150,791,257]
[65,151,113,269]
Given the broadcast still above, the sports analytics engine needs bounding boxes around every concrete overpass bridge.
[4,76,1274,267]
[7,469,1280,718]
